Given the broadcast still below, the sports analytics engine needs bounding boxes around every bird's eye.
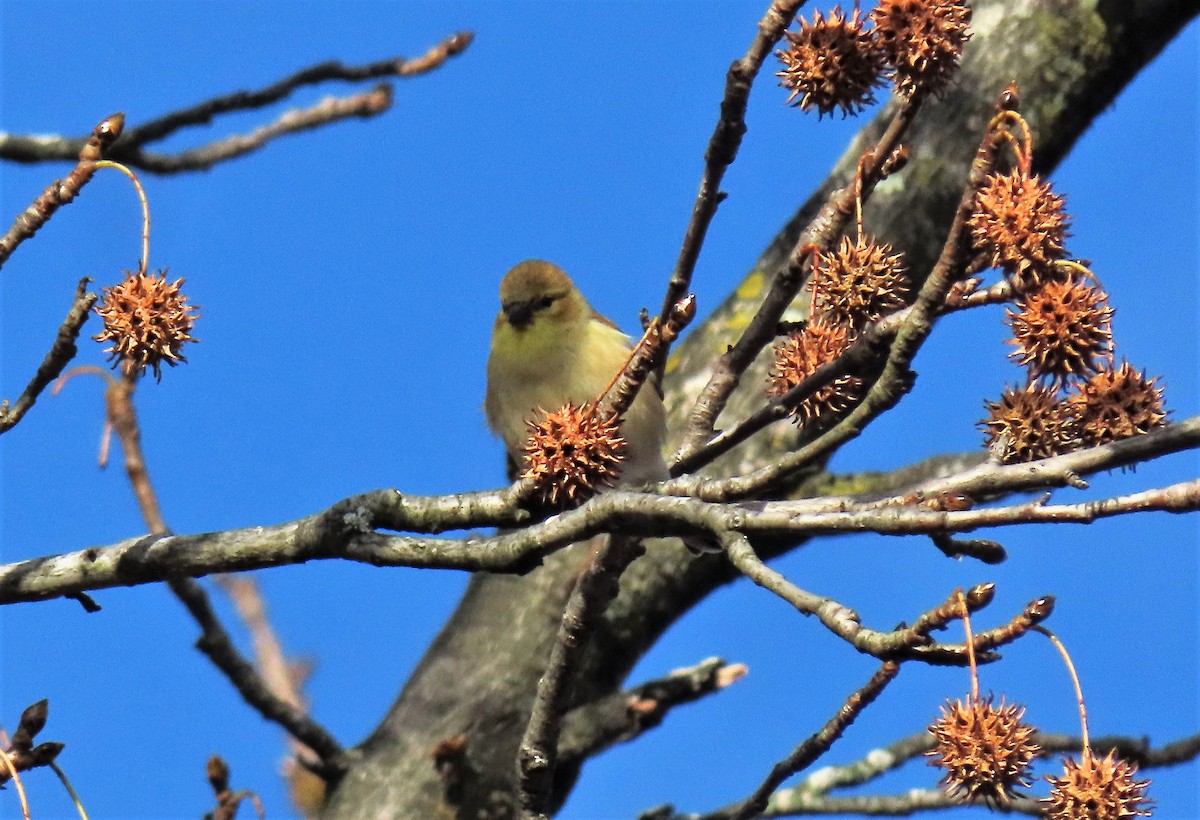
[537,296,555,310]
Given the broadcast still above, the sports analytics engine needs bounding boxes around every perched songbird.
[484,259,669,486]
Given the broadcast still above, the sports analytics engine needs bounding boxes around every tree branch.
[0,278,96,434]
[657,0,802,330]
[0,115,123,270]
[557,658,748,767]
[1,415,1195,607]
[0,33,473,174]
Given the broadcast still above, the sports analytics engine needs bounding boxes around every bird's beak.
[503,300,534,329]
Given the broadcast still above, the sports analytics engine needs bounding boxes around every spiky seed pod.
[1066,362,1168,448]
[93,269,199,380]
[870,0,972,96]
[1007,276,1113,385]
[968,170,1071,291]
[811,234,910,330]
[926,695,1040,806]
[521,401,626,507]
[776,7,887,117]
[767,319,862,426]
[981,383,1078,464]
[1043,749,1152,819]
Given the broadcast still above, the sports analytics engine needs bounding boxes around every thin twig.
[0,749,31,820]
[0,114,124,271]
[657,0,803,329]
[0,33,473,174]
[47,761,90,820]
[115,84,395,173]
[171,577,346,779]
[725,661,902,820]
[516,535,646,818]
[558,658,747,765]
[676,91,927,464]
[215,574,327,805]
[675,86,1009,499]
[0,278,96,434]
[97,366,347,780]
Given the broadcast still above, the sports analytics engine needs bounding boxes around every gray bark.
[321,1,1199,816]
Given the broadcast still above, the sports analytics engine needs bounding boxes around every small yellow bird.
[484,259,669,486]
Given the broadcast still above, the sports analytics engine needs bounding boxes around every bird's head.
[496,260,587,331]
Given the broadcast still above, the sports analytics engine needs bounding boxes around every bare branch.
[172,577,346,780]
[0,416,1196,607]
[0,115,123,270]
[0,33,473,175]
[657,0,802,329]
[517,535,645,819]
[558,658,747,766]
[0,278,96,434]
[725,661,902,820]
[676,87,1011,497]
[119,84,395,174]
[676,90,926,462]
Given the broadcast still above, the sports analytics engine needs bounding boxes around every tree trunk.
[321,1,1198,816]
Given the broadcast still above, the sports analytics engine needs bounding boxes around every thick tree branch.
[1,416,1196,607]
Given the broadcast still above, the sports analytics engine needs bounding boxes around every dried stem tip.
[93,269,199,380]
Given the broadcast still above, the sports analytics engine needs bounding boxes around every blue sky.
[1,2,1196,818]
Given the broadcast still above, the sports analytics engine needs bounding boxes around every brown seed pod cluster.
[980,383,1077,465]
[1066,361,1168,448]
[776,6,886,117]
[969,169,1071,292]
[870,0,972,96]
[520,401,627,507]
[767,318,863,427]
[811,234,910,330]
[776,0,971,114]
[975,118,1167,462]
[93,269,199,380]
[1007,275,1113,386]
[927,695,1040,805]
[1043,749,1153,819]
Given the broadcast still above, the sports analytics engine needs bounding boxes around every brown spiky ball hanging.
[768,319,862,426]
[1042,749,1152,819]
[1007,276,1113,385]
[870,0,972,96]
[968,170,1071,291]
[776,6,886,117]
[93,269,199,380]
[811,234,910,330]
[981,383,1078,464]
[521,401,627,507]
[1066,362,1167,448]
[926,695,1040,805]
